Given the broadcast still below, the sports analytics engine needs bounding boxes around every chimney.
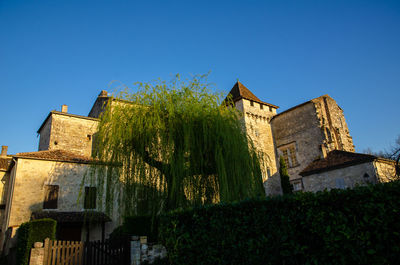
[61,105,68,113]
[1,146,8,157]
[99,90,108,97]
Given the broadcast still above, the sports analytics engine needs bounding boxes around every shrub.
[160,181,400,265]
[16,218,56,265]
[110,215,159,242]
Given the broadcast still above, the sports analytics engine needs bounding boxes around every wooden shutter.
[84,187,97,209]
[43,185,59,209]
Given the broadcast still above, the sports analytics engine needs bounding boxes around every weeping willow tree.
[89,74,265,218]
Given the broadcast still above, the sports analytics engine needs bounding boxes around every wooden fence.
[43,238,84,265]
[41,238,130,265]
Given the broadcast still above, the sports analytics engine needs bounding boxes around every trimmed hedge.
[16,218,56,265]
[110,215,159,242]
[160,181,400,265]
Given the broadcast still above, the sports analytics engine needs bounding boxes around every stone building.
[226,82,394,193]
[0,81,396,255]
[299,150,397,192]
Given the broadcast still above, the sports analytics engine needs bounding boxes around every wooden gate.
[42,238,130,265]
[83,239,130,265]
[43,238,84,265]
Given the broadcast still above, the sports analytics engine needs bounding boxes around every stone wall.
[236,98,281,195]
[302,162,377,192]
[271,95,355,183]
[38,116,52,151]
[1,157,118,250]
[374,159,397,182]
[271,102,324,181]
[311,95,355,153]
[39,113,99,157]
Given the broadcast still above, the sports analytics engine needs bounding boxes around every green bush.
[16,218,56,265]
[160,181,400,265]
[110,215,159,242]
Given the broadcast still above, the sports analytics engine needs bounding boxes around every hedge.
[110,215,160,242]
[16,218,56,265]
[160,181,400,265]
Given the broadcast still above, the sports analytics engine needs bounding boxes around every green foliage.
[16,219,56,265]
[110,215,160,242]
[159,181,400,265]
[89,74,265,218]
[279,156,293,194]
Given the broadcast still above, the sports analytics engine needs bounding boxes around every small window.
[363,173,370,178]
[84,187,97,209]
[335,178,345,189]
[87,134,92,141]
[43,185,59,209]
[293,181,303,191]
[250,100,254,106]
[269,106,272,112]
[260,104,263,110]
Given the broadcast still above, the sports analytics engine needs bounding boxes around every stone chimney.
[1,146,8,157]
[61,105,68,113]
[99,90,108,97]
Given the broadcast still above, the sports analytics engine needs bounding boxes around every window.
[84,187,97,209]
[363,173,370,179]
[260,104,263,110]
[292,181,303,191]
[250,100,254,107]
[288,146,298,166]
[335,178,345,189]
[43,185,59,209]
[280,144,299,168]
[282,149,290,167]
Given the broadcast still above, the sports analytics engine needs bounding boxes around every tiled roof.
[16,150,92,163]
[300,150,377,176]
[226,81,279,108]
[31,211,111,223]
[0,157,11,171]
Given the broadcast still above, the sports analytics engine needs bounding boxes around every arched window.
[363,173,370,179]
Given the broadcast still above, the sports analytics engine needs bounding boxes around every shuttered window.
[43,185,59,209]
[84,187,97,209]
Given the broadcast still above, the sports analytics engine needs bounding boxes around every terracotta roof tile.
[16,150,92,163]
[225,81,279,108]
[300,150,377,176]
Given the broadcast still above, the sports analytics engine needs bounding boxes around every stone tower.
[226,82,282,195]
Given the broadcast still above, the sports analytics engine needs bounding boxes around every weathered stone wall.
[88,92,109,118]
[271,95,355,183]
[3,158,118,246]
[374,160,397,182]
[236,98,281,195]
[38,116,52,151]
[302,162,377,192]
[311,96,355,153]
[271,102,324,181]
[41,113,99,157]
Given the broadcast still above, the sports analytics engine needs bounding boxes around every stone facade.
[38,111,99,157]
[302,162,376,192]
[302,159,396,192]
[0,153,119,253]
[235,98,281,195]
[270,95,355,189]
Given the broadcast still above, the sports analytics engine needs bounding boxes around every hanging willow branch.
[88,74,265,218]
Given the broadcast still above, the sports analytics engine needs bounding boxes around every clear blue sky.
[1,0,399,155]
